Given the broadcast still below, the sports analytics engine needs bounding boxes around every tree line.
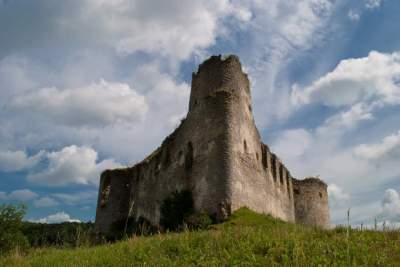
[0,204,94,255]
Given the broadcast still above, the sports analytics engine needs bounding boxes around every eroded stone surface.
[94,55,330,235]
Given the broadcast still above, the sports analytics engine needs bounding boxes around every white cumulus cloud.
[0,150,43,172]
[354,130,400,160]
[316,102,375,138]
[292,51,400,107]
[0,0,250,63]
[8,80,148,127]
[271,129,312,160]
[328,183,351,207]
[35,211,81,224]
[0,189,61,208]
[28,145,124,186]
[237,0,338,125]
[8,189,38,202]
[379,189,400,221]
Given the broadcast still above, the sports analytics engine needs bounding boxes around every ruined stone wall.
[95,55,329,234]
[95,169,132,234]
[223,59,295,221]
[95,56,238,233]
[127,82,233,226]
[293,178,330,228]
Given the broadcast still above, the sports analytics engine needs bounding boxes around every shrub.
[109,190,210,238]
[109,216,157,240]
[184,212,213,230]
[160,190,194,231]
[21,221,94,247]
[0,204,29,254]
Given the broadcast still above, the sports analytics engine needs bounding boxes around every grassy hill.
[1,208,400,266]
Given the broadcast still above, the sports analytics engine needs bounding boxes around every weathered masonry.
[95,55,330,235]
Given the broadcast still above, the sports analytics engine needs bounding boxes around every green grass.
[2,208,400,266]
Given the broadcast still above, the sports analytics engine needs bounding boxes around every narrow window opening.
[261,145,268,169]
[294,189,300,195]
[243,140,248,153]
[271,155,277,182]
[279,165,284,184]
[178,150,183,163]
[256,153,259,161]
[248,104,252,112]
[319,192,323,198]
[185,142,194,172]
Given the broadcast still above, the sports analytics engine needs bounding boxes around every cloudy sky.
[0,0,399,226]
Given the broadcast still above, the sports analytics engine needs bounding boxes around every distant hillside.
[2,208,400,266]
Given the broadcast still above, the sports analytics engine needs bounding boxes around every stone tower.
[95,55,330,235]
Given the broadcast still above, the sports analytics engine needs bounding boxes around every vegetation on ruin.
[1,207,400,266]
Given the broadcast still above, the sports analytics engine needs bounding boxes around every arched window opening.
[243,140,248,153]
[319,192,323,198]
[256,153,259,161]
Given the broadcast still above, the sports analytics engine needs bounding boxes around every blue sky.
[0,0,399,226]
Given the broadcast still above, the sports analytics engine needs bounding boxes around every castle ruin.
[95,55,330,235]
